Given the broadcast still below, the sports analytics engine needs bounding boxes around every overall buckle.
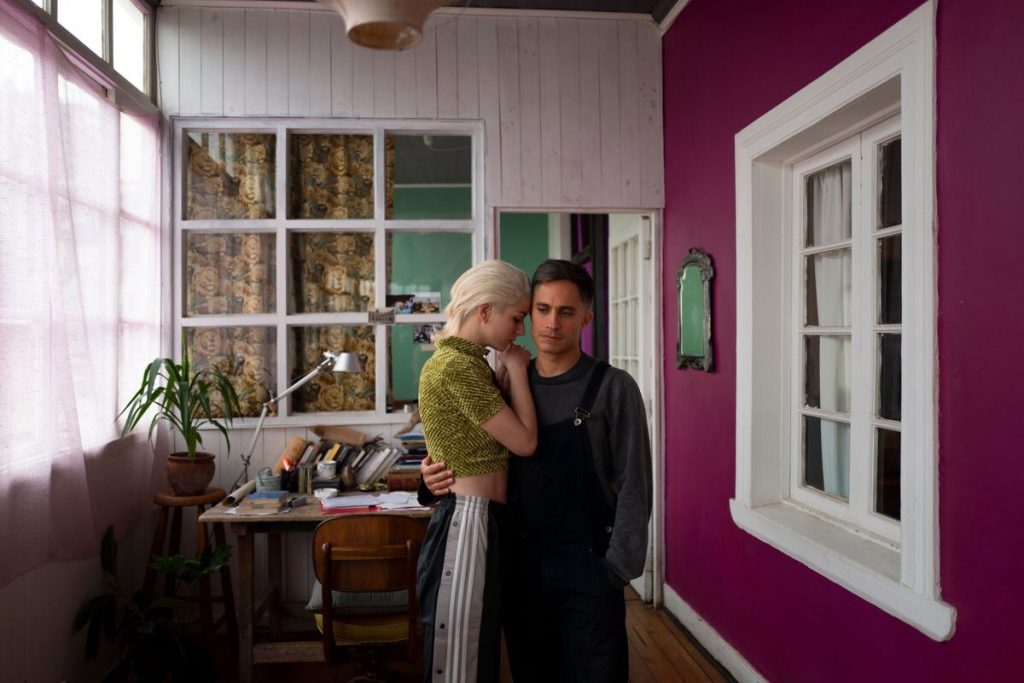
[573,407,591,427]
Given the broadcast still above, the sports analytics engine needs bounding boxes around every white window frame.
[788,116,903,545]
[171,117,485,427]
[731,1,955,640]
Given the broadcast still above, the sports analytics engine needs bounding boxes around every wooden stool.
[145,488,238,648]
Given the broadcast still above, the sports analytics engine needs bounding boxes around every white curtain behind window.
[807,163,852,498]
[0,0,163,588]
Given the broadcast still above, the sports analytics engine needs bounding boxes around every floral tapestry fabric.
[186,133,275,220]
[186,326,277,418]
[187,232,275,315]
[290,326,376,412]
[288,134,375,219]
[290,232,375,313]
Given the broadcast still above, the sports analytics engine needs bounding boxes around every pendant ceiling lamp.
[317,0,451,51]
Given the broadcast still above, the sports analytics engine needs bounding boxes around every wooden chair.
[312,516,426,680]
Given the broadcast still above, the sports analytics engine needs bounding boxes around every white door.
[607,213,657,603]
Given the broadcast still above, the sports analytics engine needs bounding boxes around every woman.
[416,260,537,683]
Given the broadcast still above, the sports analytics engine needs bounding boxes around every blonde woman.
[416,260,537,682]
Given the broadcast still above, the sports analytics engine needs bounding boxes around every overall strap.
[573,361,610,426]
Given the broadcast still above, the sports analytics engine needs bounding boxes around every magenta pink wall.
[661,0,1024,679]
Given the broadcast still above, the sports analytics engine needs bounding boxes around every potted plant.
[73,526,232,682]
[119,337,244,496]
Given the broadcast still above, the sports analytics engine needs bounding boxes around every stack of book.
[392,433,428,473]
[237,490,288,514]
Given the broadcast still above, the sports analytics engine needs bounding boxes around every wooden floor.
[212,588,732,682]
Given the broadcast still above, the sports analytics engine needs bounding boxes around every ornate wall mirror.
[676,249,714,371]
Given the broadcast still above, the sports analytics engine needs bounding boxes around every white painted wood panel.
[456,17,479,119]
[222,9,246,116]
[415,21,438,118]
[265,11,289,116]
[373,51,397,118]
[538,17,562,207]
[497,17,521,205]
[637,21,664,208]
[577,20,602,206]
[598,20,621,207]
[156,7,179,113]
[556,18,582,206]
[200,9,224,115]
[178,7,202,114]
[243,10,268,115]
[329,16,352,117]
[435,18,458,118]
[287,11,310,116]
[517,17,541,206]
[157,6,665,206]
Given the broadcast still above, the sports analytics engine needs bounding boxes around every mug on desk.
[316,460,337,479]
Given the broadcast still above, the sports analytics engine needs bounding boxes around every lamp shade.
[317,0,450,51]
[326,351,363,373]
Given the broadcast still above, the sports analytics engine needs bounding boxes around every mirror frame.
[676,248,714,372]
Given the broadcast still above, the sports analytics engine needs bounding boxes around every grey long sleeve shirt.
[529,354,653,585]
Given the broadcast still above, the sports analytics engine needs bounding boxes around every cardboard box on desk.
[311,425,367,447]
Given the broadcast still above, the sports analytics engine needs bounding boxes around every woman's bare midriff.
[450,468,509,504]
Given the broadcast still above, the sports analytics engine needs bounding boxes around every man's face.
[530,280,593,356]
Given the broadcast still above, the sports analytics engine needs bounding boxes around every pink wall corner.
[660,0,1024,680]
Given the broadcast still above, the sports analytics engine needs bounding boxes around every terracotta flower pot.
[166,452,216,496]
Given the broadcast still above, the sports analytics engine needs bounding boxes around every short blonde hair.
[439,260,531,339]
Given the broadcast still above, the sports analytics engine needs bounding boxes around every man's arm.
[597,372,653,586]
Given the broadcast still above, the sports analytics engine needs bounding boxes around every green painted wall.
[499,213,552,356]
[391,185,471,219]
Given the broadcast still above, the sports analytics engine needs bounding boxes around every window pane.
[185,326,277,418]
[803,416,850,500]
[386,134,472,219]
[288,133,374,219]
[289,232,374,313]
[113,0,146,92]
[805,160,851,247]
[875,428,901,520]
[387,232,472,309]
[185,132,275,220]
[186,233,275,316]
[289,326,375,412]
[878,138,901,229]
[58,0,103,57]
[804,335,851,413]
[878,235,902,325]
[389,325,438,412]
[805,248,851,327]
[878,333,901,421]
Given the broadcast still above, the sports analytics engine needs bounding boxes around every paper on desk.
[227,506,291,516]
[224,479,257,506]
[320,492,413,511]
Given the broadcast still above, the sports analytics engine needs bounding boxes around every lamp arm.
[231,353,337,489]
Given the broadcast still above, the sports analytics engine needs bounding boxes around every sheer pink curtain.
[0,0,164,587]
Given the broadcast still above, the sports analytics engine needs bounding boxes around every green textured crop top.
[417,336,508,477]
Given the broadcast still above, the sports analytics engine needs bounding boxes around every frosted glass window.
[113,0,147,92]
[58,0,104,57]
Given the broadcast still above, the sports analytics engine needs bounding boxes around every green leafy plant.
[73,526,233,683]
[118,335,244,460]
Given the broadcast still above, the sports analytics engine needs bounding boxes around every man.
[421,259,652,682]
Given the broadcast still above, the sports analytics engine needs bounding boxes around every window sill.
[729,499,956,641]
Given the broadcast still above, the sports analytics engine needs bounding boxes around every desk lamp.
[231,351,363,490]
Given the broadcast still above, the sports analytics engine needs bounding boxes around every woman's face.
[482,295,530,350]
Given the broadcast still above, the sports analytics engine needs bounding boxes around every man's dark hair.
[531,259,595,307]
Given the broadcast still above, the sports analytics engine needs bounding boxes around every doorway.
[496,210,663,605]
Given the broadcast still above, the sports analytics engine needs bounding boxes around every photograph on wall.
[411,292,441,314]
[386,294,415,314]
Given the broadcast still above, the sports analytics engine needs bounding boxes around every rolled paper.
[224,479,257,506]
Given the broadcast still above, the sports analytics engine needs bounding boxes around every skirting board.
[662,584,767,683]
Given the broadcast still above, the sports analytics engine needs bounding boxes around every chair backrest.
[311,515,426,664]
[313,515,426,592]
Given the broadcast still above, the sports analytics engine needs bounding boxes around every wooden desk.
[198,499,431,682]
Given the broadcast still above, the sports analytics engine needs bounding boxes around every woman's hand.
[498,343,531,374]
